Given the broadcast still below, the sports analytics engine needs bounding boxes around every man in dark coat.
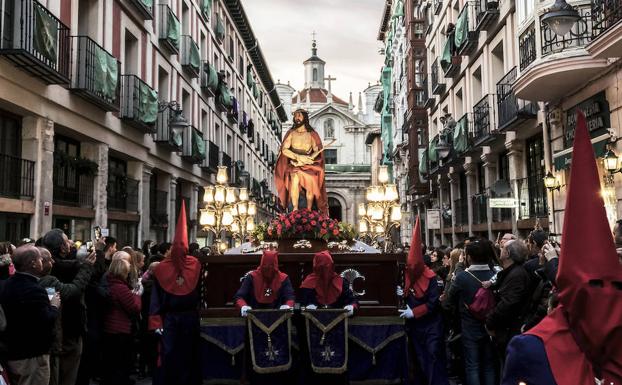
[151,201,202,385]
[485,239,530,362]
[0,245,60,385]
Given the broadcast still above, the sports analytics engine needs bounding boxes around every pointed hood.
[300,250,343,305]
[528,111,622,384]
[153,200,201,296]
[404,216,435,298]
[249,250,288,304]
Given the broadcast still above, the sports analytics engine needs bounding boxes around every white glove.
[279,304,291,310]
[398,305,414,319]
[343,305,354,317]
[155,328,163,335]
[396,286,404,297]
[305,304,318,310]
[240,305,252,317]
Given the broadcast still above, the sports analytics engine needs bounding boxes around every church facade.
[276,40,381,225]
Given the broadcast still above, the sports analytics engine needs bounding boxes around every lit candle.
[378,165,389,184]
[206,209,216,226]
[358,203,367,217]
[225,187,237,204]
[214,185,226,203]
[248,202,257,216]
[391,205,402,221]
[203,186,214,203]
[199,209,209,225]
[222,209,234,226]
[371,205,383,220]
[238,188,249,201]
[237,201,247,215]
[216,166,228,184]
[385,184,398,201]
[247,217,255,231]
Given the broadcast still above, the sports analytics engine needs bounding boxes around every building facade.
[276,41,381,224]
[386,0,622,246]
[0,0,285,247]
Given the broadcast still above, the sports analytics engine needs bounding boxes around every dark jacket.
[104,276,141,335]
[50,255,87,338]
[233,275,295,309]
[486,263,531,339]
[443,265,496,340]
[299,278,358,309]
[522,257,559,332]
[40,262,93,352]
[0,273,59,360]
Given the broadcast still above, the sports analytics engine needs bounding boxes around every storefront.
[53,216,92,242]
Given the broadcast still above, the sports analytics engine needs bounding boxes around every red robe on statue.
[274,127,328,215]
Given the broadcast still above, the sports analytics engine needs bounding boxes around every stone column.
[22,117,54,238]
[189,183,199,242]
[464,157,476,237]
[140,164,153,245]
[448,167,459,245]
[168,177,178,241]
[481,146,496,240]
[82,142,109,229]
[505,132,524,235]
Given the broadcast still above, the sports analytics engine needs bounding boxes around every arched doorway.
[328,197,343,221]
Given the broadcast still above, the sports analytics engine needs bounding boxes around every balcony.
[158,4,180,54]
[228,97,239,123]
[180,35,200,77]
[52,155,94,208]
[517,177,548,220]
[200,61,218,97]
[454,114,472,154]
[108,177,139,212]
[215,16,225,42]
[150,190,168,228]
[472,195,488,225]
[514,6,609,101]
[202,140,219,173]
[496,67,537,131]
[431,58,445,95]
[215,78,233,113]
[589,0,622,58]
[247,120,255,142]
[433,0,442,15]
[456,2,479,56]
[0,154,35,199]
[220,151,232,177]
[182,127,206,164]
[441,35,461,78]
[120,75,158,133]
[474,0,499,32]
[154,103,183,151]
[69,36,120,111]
[472,94,496,146]
[0,0,70,84]
[128,0,153,19]
[454,198,468,226]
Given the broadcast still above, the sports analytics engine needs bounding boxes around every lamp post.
[541,0,580,37]
[358,165,402,252]
[543,170,565,235]
[158,101,189,143]
[199,166,257,253]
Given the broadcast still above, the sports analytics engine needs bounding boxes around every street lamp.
[158,101,189,143]
[358,172,402,252]
[543,171,563,192]
[541,0,580,37]
[200,166,257,253]
[603,148,622,175]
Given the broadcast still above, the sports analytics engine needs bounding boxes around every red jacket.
[104,275,141,334]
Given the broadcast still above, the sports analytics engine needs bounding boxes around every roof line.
[223,0,288,123]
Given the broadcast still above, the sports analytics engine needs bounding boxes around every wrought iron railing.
[472,95,492,143]
[472,195,488,225]
[120,75,158,132]
[158,4,180,54]
[201,61,218,96]
[108,176,139,212]
[519,23,536,71]
[454,198,468,226]
[180,35,200,77]
[592,0,622,39]
[541,4,592,57]
[474,0,500,30]
[496,67,537,130]
[154,102,183,151]
[129,0,153,19]
[491,188,513,222]
[53,169,93,208]
[150,189,168,227]
[0,0,71,84]
[0,154,35,199]
[431,58,445,95]
[69,36,120,111]
[517,177,548,220]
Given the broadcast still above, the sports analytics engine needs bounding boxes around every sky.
[240,0,386,101]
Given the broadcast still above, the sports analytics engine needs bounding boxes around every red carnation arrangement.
[265,209,345,241]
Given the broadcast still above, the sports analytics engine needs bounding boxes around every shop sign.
[563,91,610,147]
[426,209,441,230]
[489,198,516,208]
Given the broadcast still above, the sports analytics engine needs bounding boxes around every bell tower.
[304,33,326,89]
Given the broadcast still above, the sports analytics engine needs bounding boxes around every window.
[324,119,335,138]
[324,149,337,164]
[158,67,169,101]
[77,0,99,40]
[124,30,138,75]
[0,111,21,158]
[526,135,547,217]
[313,68,318,82]
[518,0,535,24]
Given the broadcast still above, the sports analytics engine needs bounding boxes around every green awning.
[192,130,206,159]
[440,39,452,72]
[393,0,405,18]
[167,8,180,50]
[204,62,218,90]
[141,0,153,7]
[429,136,439,162]
[138,82,158,124]
[201,0,212,19]
[216,16,225,41]
[94,46,118,103]
[33,4,57,64]
[218,82,233,108]
[252,82,259,99]
[189,40,201,73]
[246,68,255,88]
[453,117,468,153]
[553,135,609,170]
[455,5,469,49]
[419,148,428,176]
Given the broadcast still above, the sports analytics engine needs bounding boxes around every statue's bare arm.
[281,135,299,161]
